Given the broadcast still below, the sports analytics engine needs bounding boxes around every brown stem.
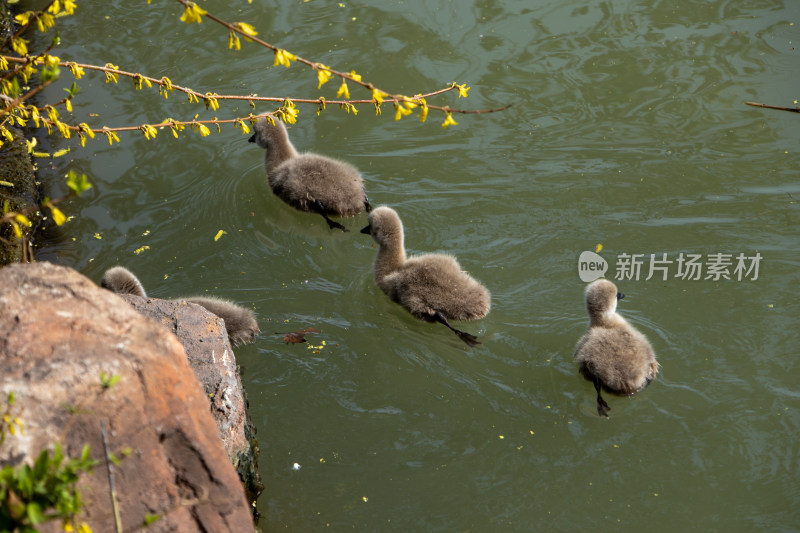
[745,102,800,114]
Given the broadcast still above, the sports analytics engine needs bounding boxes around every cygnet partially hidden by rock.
[361,206,490,346]
[249,117,371,231]
[574,278,658,417]
[101,266,259,347]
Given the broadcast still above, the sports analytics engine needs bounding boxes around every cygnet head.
[585,279,624,323]
[360,206,403,246]
[248,117,287,149]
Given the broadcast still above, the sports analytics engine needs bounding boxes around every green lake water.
[24,0,800,530]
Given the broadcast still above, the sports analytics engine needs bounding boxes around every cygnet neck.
[374,227,407,283]
[588,301,626,328]
[264,121,298,172]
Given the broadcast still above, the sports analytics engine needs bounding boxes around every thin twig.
[172,0,512,114]
[0,55,497,114]
[745,102,800,113]
[101,420,123,533]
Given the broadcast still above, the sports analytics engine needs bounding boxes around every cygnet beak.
[360,225,371,235]
[248,133,256,143]
[616,292,625,301]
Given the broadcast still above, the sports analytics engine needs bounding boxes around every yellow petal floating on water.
[51,206,66,226]
[134,246,150,255]
[595,243,603,253]
[214,229,226,242]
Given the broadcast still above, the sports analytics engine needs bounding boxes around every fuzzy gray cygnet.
[249,117,371,231]
[574,279,659,417]
[361,206,490,346]
[100,266,259,347]
[101,265,147,297]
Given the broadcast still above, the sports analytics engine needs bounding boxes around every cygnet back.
[249,117,371,231]
[362,206,490,346]
[183,296,260,347]
[101,266,147,297]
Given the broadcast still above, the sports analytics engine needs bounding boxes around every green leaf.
[143,513,161,526]
[33,448,50,479]
[52,442,63,469]
[40,65,60,83]
[7,391,14,405]
[16,464,32,496]
[63,81,81,98]
[65,170,92,196]
[80,444,91,464]
[26,501,44,524]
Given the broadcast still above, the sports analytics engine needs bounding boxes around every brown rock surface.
[0,262,254,532]
[120,293,263,505]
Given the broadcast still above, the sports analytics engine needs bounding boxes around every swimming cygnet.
[574,279,658,417]
[360,206,490,346]
[248,117,371,231]
[100,266,259,347]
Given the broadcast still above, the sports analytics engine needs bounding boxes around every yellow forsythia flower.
[274,48,296,68]
[234,22,258,38]
[316,64,332,89]
[204,93,219,111]
[372,88,387,105]
[228,32,241,51]
[180,2,207,24]
[14,12,31,26]
[104,129,120,145]
[51,205,66,226]
[14,214,31,227]
[11,37,28,56]
[67,62,84,79]
[394,103,412,121]
[35,13,55,33]
[235,118,250,135]
[140,124,157,140]
[336,79,349,99]
[455,83,469,98]
[442,112,458,128]
[78,123,95,139]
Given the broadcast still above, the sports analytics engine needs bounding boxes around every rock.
[0,262,254,532]
[119,293,264,506]
[0,127,38,265]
